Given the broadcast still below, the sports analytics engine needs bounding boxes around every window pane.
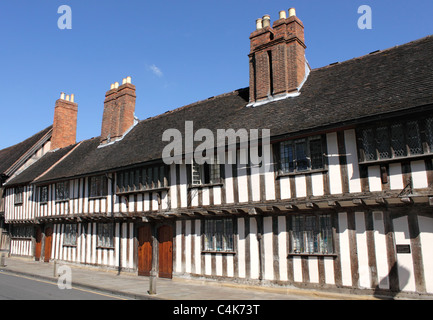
[376,127,391,159]
[304,215,316,253]
[98,223,113,248]
[280,142,294,173]
[204,220,214,251]
[203,219,233,252]
[40,186,48,203]
[426,118,433,153]
[215,220,223,251]
[295,141,309,171]
[15,187,23,204]
[319,215,333,254]
[406,121,422,155]
[391,124,407,158]
[362,128,376,161]
[291,214,333,254]
[223,219,234,251]
[192,162,202,185]
[309,138,323,170]
[56,182,69,201]
[292,216,303,253]
[64,224,77,246]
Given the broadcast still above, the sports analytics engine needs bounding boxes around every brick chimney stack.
[101,77,136,144]
[248,8,307,106]
[51,93,78,150]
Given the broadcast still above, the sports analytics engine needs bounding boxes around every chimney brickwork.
[51,93,78,150]
[101,77,136,144]
[249,8,307,105]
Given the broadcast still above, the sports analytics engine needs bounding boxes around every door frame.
[137,224,153,276]
[43,226,53,263]
[157,224,173,279]
[34,226,42,261]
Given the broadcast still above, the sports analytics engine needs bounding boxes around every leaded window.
[192,156,221,186]
[97,223,114,248]
[376,126,391,159]
[359,118,432,162]
[14,187,24,205]
[291,214,333,254]
[10,225,33,239]
[40,186,48,203]
[117,165,168,193]
[63,224,77,246]
[89,175,107,198]
[406,121,422,155]
[203,219,234,252]
[391,124,406,158]
[426,117,433,152]
[56,181,69,201]
[279,136,324,173]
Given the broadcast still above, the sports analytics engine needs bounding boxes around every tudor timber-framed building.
[2,8,433,297]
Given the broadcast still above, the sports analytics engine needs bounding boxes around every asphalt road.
[0,271,129,300]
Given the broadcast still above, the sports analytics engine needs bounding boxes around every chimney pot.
[279,10,287,20]
[70,94,75,103]
[262,15,271,28]
[66,95,70,101]
[114,82,119,89]
[60,92,65,100]
[288,8,296,17]
[122,78,127,85]
[126,76,132,84]
[256,18,263,30]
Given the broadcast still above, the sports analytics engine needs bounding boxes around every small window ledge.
[188,183,224,189]
[359,153,433,166]
[201,250,236,255]
[276,168,328,179]
[287,253,337,258]
[116,187,169,196]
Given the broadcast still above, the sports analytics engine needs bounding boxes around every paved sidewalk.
[0,256,378,300]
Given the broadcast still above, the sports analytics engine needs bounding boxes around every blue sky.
[0,0,432,149]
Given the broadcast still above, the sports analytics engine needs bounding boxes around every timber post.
[0,253,5,267]
[148,223,158,295]
[148,270,157,295]
[53,260,58,277]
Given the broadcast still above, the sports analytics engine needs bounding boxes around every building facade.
[2,8,433,297]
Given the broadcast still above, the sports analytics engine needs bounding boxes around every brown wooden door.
[138,225,152,276]
[43,227,53,263]
[35,227,42,261]
[158,225,173,279]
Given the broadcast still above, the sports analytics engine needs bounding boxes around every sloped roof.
[0,126,52,176]
[4,144,76,187]
[34,35,433,183]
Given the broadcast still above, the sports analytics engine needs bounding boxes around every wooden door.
[158,225,173,279]
[138,225,152,276]
[43,227,53,263]
[35,227,42,261]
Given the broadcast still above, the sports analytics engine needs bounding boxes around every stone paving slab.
[0,256,378,300]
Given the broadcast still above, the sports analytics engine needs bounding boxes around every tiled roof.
[28,35,433,183]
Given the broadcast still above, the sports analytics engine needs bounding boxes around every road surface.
[0,271,129,300]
